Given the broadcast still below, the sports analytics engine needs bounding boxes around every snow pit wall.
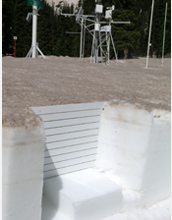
[95,101,171,210]
[2,124,45,220]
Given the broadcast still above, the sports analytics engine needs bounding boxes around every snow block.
[43,168,122,220]
[2,125,45,220]
[95,101,171,208]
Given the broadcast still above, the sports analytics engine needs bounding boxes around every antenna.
[26,0,45,59]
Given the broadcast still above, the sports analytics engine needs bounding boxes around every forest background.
[2,0,171,58]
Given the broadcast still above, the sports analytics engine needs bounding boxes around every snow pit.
[95,101,171,211]
[2,124,45,220]
[2,100,171,220]
[40,101,170,220]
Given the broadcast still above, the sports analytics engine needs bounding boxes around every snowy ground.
[104,198,171,220]
[42,196,171,220]
[2,56,171,127]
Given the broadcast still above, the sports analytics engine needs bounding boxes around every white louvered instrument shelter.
[32,102,104,179]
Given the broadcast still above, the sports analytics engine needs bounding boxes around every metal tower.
[57,0,130,63]
[26,0,45,59]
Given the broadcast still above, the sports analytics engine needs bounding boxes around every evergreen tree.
[2,0,14,55]
[136,0,151,56]
[165,0,171,56]
[137,0,171,57]
[107,0,140,58]
[11,0,32,57]
[37,1,54,55]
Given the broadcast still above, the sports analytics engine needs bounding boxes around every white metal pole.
[90,32,94,63]
[161,2,168,66]
[32,5,38,58]
[146,0,155,68]
[80,17,83,58]
[83,19,86,57]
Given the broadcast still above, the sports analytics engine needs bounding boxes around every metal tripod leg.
[107,33,110,62]
[110,33,118,62]
[26,44,45,59]
[99,30,103,63]
[36,45,46,59]
[26,46,33,58]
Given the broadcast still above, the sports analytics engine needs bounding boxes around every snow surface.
[103,198,171,220]
[42,196,171,220]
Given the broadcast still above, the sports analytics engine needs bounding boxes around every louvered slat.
[45,135,98,151]
[44,154,96,172]
[45,123,100,136]
[44,161,95,179]
[44,148,97,164]
[41,109,101,122]
[32,102,104,115]
[43,116,101,129]
[44,141,97,157]
[46,129,99,143]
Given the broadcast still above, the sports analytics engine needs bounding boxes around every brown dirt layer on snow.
[2,56,171,127]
